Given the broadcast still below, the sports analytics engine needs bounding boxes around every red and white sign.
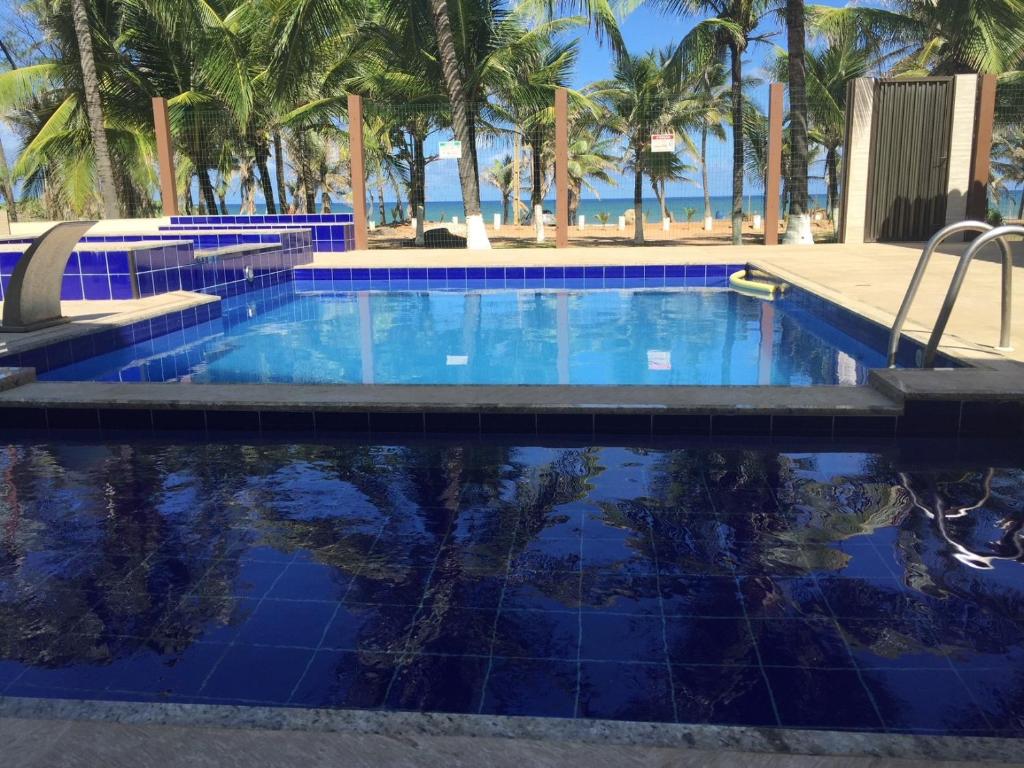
[650,133,676,153]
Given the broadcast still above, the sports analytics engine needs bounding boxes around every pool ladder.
[888,221,1020,368]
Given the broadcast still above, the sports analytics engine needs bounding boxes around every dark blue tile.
[236,598,337,647]
[764,667,883,730]
[107,642,226,697]
[385,654,489,714]
[493,609,579,660]
[289,649,394,708]
[480,658,577,717]
[61,275,84,300]
[577,661,676,722]
[860,668,988,734]
[82,274,112,300]
[673,665,778,726]
[752,618,854,668]
[201,644,312,703]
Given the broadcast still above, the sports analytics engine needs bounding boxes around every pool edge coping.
[0,695,1018,763]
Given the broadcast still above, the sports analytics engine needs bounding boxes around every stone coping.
[193,243,280,260]
[0,382,901,416]
[0,292,219,357]
[0,239,193,253]
[870,368,1024,401]
[0,696,1019,764]
[0,367,34,392]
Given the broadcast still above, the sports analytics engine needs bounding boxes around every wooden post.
[765,83,784,245]
[347,94,369,251]
[555,87,569,248]
[965,74,997,224]
[151,97,178,216]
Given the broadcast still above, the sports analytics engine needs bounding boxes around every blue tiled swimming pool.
[0,437,1021,736]
[41,282,930,385]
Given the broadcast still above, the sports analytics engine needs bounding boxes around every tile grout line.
[194,550,302,697]
[476,504,528,715]
[285,516,394,704]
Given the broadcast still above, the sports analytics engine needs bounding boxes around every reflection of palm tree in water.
[899,469,1024,570]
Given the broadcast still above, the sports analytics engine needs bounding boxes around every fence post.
[965,74,997,224]
[347,94,369,251]
[555,87,569,248]
[764,83,784,246]
[151,97,178,216]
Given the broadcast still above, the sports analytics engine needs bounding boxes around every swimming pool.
[0,436,1021,736]
[41,284,923,385]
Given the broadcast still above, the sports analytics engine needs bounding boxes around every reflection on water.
[900,470,1024,570]
[0,439,1022,735]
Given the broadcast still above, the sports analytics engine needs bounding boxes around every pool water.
[1,437,1022,735]
[43,286,891,385]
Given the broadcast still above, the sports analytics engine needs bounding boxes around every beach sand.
[367,217,836,248]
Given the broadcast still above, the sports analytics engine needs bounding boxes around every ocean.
[228,191,1024,222]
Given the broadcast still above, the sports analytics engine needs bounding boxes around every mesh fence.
[167,105,351,218]
[992,79,1024,225]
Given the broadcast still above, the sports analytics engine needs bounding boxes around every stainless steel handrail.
[887,221,1014,367]
[921,224,1021,368]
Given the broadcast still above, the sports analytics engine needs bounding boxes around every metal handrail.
[887,221,1013,367]
[921,224,1021,368]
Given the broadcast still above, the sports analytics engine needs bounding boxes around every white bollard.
[534,204,545,243]
[452,216,459,225]
[662,218,670,232]
[578,215,585,232]
[493,213,501,231]
[411,217,417,230]
[617,216,626,231]
[369,220,376,231]
[753,214,762,231]
[703,216,713,232]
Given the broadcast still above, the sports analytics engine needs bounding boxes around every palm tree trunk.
[70,0,120,218]
[1018,192,1024,221]
[199,169,218,215]
[0,134,17,222]
[427,0,489,248]
[701,125,711,228]
[502,194,509,223]
[253,138,278,215]
[825,146,839,218]
[273,132,288,213]
[412,131,426,215]
[783,0,811,244]
[633,155,644,245]
[729,41,744,245]
[530,127,544,210]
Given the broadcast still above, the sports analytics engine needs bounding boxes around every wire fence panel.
[993,80,1024,224]
[168,105,351,219]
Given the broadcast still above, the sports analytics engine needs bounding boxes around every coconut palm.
[809,0,1024,76]
[688,61,729,230]
[991,127,1024,220]
[69,0,118,217]
[640,0,773,244]
[590,52,668,244]
[783,0,811,243]
[772,26,873,220]
[484,153,516,222]
[565,121,618,223]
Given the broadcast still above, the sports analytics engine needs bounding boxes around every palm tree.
[689,62,729,231]
[991,127,1024,220]
[484,154,515,222]
[782,0,811,244]
[426,0,489,248]
[809,0,1024,76]
[647,0,773,244]
[68,0,119,218]
[772,23,873,222]
[591,52,669,244]
[565,124,618,224]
